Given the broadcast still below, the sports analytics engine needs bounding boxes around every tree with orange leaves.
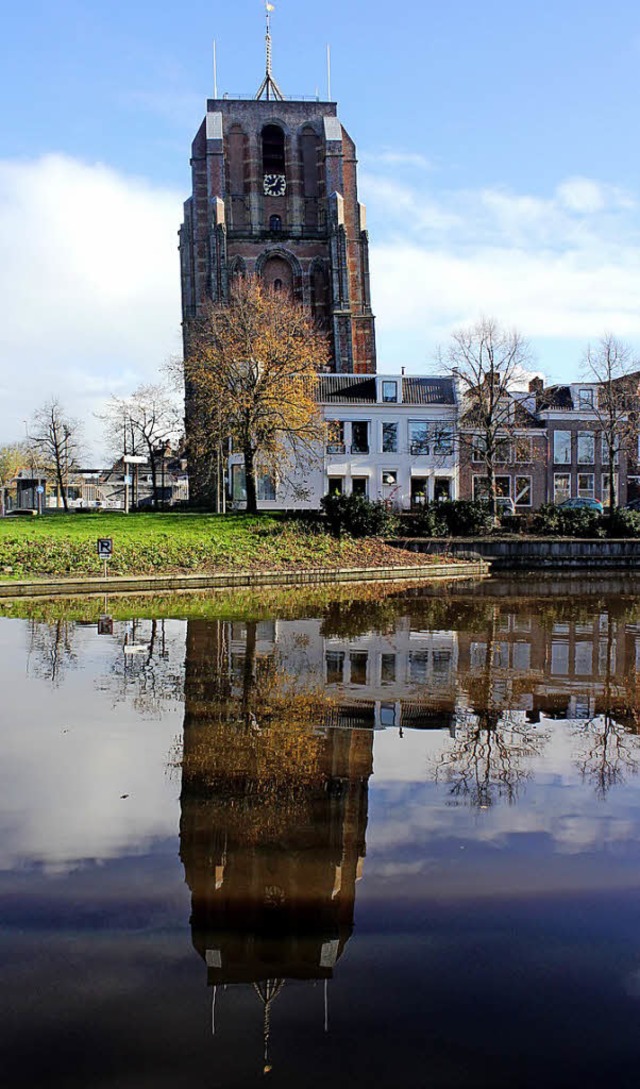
[184,277,329,512]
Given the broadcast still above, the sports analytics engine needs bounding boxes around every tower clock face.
[263,173,286,197]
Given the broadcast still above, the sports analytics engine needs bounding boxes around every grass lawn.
[0,511,438,579]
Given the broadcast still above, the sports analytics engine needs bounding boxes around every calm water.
[3,577,640,1087]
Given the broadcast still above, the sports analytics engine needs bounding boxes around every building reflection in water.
[179,620,373,1072]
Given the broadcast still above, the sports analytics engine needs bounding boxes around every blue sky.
[2,0,640,452]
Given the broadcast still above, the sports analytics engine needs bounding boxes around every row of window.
[327,475,453,502]
[325,649,454,687]
[328,420,454,456]
[553,431,619,465]
[553,473,617,503]
[472,475,533,506]
[230,465,276,503]
[471,436,535,463]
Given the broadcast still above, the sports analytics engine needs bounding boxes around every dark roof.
[402,377,456,405]
[316,374,456,405]
[537,385,573,410]
[317,376,377,403]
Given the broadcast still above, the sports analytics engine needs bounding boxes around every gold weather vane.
[255,2,285,101]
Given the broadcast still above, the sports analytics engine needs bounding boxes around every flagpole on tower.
[255,2,285,100]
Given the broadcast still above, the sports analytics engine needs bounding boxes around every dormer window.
[578,388,595,409]
[382,380,398,403]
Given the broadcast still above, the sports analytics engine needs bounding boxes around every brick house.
[531,378,629,507]
[457,382,548,512]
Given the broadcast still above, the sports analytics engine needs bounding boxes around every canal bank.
[0,559,489,599]
[393,537,640,570]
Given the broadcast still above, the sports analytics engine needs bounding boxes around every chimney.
[529,377,544,394]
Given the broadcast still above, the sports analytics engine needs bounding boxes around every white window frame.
[602,472,619,506]
[351,420,370,455]
[381,380,398,403]
[433,423,454,456]
[601,433,619,466]
[554,473,571,503]
[257,469,276,501]
[578,388,595,409]
[471,434,485,463]
[409,420,430,456]
[231,464,246,502]
[577,431,595,465]
[326,420,345,454]
[514,476,532,507]
[554,431,571,465]
[382,421,398,453]
[577,473,595,499]
[515,436,532,463]
[351,476,369,498]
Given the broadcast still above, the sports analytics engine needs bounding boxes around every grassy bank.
[0,512,448,579]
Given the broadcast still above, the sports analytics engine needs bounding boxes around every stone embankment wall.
[392,538,640,571]
[0,561,489,600]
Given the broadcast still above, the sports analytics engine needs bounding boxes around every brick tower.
[179,11,376,375]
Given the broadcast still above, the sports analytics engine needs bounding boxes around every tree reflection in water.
[26,618,78,685]
[572,613,640,799]
[434,709,545,808]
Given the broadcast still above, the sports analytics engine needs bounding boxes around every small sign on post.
[97,537,113,578]
[98,616,114,636]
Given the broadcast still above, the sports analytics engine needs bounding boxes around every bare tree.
[102,384,181,508]
[29,399,83,512]
[582,334,640,513]
[439,317,534,516]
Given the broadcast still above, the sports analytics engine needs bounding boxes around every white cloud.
[363,166,640,374]
[556,176,635,215]
[3,151,640,453]
[0,154,183,456]
[362,149,432,171]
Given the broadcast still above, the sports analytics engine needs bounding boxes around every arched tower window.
[269,214,282,232]
[229,256,246,283]
[262,124,285,176]
[262,256,293,296]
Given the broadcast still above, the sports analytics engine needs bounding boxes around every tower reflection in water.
[179,620,373,1073]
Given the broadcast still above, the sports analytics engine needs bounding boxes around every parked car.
[558,497,604,514]
[625,499,640,512]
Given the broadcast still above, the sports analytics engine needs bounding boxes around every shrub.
[606,507,640,538]
[320,493,398,538]
[411,501,448,538]
[532,504,606,537]
[441,499,494,537]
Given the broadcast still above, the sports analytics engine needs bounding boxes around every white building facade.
[229,373,459,511]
